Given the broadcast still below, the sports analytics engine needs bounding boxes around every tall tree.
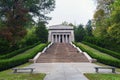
[74,24,86,42]
[107,0,120,44]
[93,0,114,38]
[0,0,55,46]
[85,20,93,36]
[35,22,48,43]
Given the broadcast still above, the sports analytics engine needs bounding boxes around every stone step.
[36,43,89,63]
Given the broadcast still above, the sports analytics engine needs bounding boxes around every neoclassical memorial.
[48,25,74,43]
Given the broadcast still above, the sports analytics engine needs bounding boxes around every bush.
[20,28,39,47]
[82,41,120,59]
[83,36,120,53]
[0,38,10,54]
[74,42,120,67]
[0,43,48,71]
[0,42,41,59]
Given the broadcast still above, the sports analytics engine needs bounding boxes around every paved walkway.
[27,63,101,80]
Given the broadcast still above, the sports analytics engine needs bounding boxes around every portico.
[48,25,74,43]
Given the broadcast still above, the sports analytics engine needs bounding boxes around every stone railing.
[70,42,97,63]
[29,42,53,63]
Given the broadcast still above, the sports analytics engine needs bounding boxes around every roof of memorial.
[49,24,73,30]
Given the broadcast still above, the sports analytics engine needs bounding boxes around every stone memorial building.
[48,25,74,43]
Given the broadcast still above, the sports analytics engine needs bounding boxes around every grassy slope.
[77,43,119,61]
[0,43,47,71]
[77,42,120,80]
[0,63,45,80]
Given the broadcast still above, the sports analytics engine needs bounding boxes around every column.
[66,35,67,43]
[62,35,64,43]
[69,35,71,42]
[55,35,57,43]
[59,35,60,43]
[52,34,53,43]
[71,31,75,42]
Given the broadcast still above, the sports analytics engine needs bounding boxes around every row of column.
[52,34,70,43]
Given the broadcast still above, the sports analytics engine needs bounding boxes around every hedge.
[82,41,120,59]
[74,42,120,68]
[0,43,48,71]
[0,42,41,59]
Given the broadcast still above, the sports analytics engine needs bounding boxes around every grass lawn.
[85,73,120,80]
[77,43,119,61]
[0,63,46,80]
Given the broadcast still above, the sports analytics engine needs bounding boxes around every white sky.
[47,0,96,26]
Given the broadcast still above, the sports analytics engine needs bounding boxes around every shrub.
[74,42,120,67]
[0,43,48,71]
[0,42,41,59]
[0,38,10,54]
[82,41,120,59]
[83,36,120,53]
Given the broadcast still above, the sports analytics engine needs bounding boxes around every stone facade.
[48,25,74,43]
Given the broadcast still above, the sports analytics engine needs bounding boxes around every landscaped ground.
[0,63,46,80]
[85,73,120,80]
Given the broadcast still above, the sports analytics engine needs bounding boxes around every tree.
[35,22,48,43]
[0,0,55,47]
[108,23,120,44]
[107,0,120,44]
[74,24,86,42]
[93,0,114,38]
[85,20,93,36]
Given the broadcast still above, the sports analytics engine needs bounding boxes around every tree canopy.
[0,0,55,53]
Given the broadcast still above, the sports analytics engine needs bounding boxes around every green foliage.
[82,41,120,59]
[83,36,120,53]
[20,27,38,47]
[85,20,93,36]
[35,22,48,43]
[94,9,105,21]
[0,38,10,53]
[0,0,55,52]
[107,23,120,44]
[74,24,86,42]
[83,36,105,47]
[93,0,120,49]
[0,42,41,59]
[0,43,48,71]
[74,42,120,67]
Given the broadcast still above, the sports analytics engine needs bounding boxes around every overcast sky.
[47,0,96,26]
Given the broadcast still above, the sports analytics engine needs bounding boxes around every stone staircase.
[36,43,89,63]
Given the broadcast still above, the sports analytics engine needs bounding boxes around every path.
[36,43,89,63]
[28,63,101,80]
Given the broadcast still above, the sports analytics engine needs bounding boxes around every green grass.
[82,41,120,59]
[0,63,46,80]
[77,43,119,61]
[74,42,120,67]
[0,43,48,71]
[85,73,120,80]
